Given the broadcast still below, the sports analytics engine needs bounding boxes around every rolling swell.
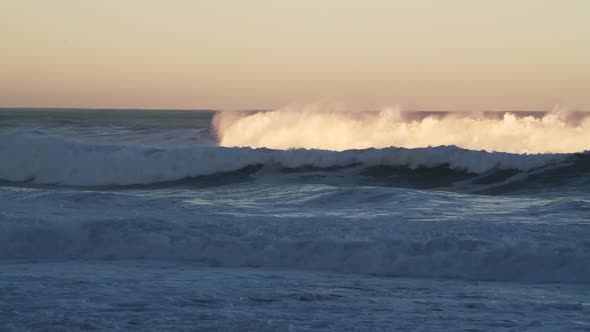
[1,210,589,284]
[0,131,585,191]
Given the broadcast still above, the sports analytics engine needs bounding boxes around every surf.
[0,130,571,188]
[214,106,590,154]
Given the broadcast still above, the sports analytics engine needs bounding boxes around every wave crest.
[0,132,563,186]
[215,106,590,153]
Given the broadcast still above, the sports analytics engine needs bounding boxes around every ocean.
[0,108,589,331]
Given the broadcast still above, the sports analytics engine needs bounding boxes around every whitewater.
[1,107,589,331]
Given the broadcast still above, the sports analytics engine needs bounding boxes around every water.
[1,108,589,331]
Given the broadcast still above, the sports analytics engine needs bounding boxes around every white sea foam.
[215,105,590,153]
[0,132,563,186]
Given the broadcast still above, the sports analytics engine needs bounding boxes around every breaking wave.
[215,106,590,153]
[1,212,589,283]
[0,131,567,187]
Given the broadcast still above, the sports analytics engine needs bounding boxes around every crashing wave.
[0,131,566,186]
[215,106,590,153]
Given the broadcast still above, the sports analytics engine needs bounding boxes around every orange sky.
[1,0,589,111]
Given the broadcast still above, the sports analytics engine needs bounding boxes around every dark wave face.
[0,129,587,196]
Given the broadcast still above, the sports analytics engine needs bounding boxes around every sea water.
[1,108,589,331]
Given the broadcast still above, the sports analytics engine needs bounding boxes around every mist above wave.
[215,105,590,153]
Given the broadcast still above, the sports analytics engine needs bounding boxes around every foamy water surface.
[1,108,589,331]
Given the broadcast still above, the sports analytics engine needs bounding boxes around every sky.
[1,0,589,111]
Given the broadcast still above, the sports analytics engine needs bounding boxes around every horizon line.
[2,106,590,113]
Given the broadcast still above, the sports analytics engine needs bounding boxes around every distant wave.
[0,131,566,187]
[215,106,590,153]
